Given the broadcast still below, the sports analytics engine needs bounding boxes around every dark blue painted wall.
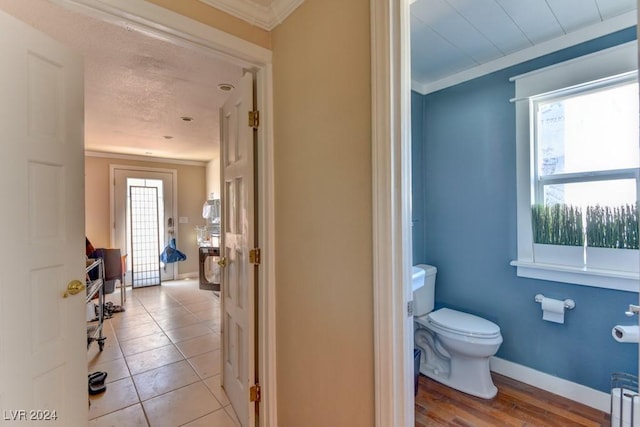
[411,27,638,393]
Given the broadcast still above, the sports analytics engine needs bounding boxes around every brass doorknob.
[218,257,227,268]
[63,280,86,298]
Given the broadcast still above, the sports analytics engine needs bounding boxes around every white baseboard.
[490,356,610,413]
[176,272,198,280]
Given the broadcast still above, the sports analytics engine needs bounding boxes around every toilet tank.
[412,264,437,316]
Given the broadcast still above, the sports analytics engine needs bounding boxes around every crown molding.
[198,0,304,30]
[412,10,636,95]
[85,150,207,167]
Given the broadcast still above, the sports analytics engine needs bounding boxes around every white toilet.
[412,264,503,399]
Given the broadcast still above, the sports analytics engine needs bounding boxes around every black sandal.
[88,371,107,395]
[88,381,106,395]
[88,371,107,384]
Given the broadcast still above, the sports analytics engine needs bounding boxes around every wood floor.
[415,373,610,426]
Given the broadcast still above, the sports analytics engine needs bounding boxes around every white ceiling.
[0,0,308,163]
[411,0,637,94]
[0,0,244,162]
[2,0,635,162]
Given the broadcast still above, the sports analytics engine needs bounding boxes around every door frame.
[375,2,640,426]
[109,164,179,282]
[371,0,413,426]
[57,0,277,425]
[62,0,410,426]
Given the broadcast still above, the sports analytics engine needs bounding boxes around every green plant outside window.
[586,203,639,249]
[532,203,639,249]
[531,204,584,246]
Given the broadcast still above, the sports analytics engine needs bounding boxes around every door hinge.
[248,110,259,128]
[407,300,414,317]
[249,248,261,265]
[250,384,261,402]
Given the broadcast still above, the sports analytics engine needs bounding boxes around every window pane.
[543,179,637,207]
[537,82,639,177]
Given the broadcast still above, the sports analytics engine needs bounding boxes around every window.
[511,41,639,292]
[535,77,639,208]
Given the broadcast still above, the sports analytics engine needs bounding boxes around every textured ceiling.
[411,0,637,94]
[0,0,243,162]
[5,0,635,162]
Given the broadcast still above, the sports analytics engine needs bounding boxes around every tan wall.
[85,156,207,276]
[272,0,374,425]
[137,1,375,423]
[145,0,271,49]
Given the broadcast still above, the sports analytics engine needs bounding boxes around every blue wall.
[411,27,638,393]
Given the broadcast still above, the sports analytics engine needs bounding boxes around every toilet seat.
[424,308,501,339]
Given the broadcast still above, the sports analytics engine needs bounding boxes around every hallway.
[87,279,239,426]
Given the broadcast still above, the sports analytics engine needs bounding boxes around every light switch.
[179,217,189,224]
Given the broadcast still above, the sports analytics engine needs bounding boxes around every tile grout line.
[123,290,152,427]
[141,287,227,425]
[90,283,228,426]
[89,288,152,425]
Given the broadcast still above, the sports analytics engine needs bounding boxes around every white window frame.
[532,73,640,206]
[510,41,640,293]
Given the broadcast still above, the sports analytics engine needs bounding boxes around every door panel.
[113,168,175,283]
[0,9,85,425]
[221,72,256,427]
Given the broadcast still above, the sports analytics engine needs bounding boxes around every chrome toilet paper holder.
[625,304,640,317]
[534,294,575,310]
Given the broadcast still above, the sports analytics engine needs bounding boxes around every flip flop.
[88,381,106,395]
[88,371,107,395]
[88,371,107,384]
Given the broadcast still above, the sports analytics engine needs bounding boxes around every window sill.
[510,260,639,293]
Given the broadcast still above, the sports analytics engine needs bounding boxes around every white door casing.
[371,0,414,425]
[7,0,278,424]
[221,71,257,427]
[112,166,177,283]
[0,9,86,425]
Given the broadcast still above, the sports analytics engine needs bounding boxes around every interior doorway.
[112,166,178,284]
[0,1,276,425]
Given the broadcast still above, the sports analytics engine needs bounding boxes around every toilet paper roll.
[612,325,640,343]
[541,297,565,324]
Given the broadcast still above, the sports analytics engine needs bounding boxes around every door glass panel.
[129,185,160,287]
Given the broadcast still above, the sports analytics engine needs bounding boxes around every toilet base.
[420,355,497,399]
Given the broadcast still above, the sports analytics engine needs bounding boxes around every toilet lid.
[427,308,501,338]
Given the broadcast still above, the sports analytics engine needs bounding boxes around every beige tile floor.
[87,279,239,427]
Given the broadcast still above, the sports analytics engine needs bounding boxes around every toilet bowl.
[412,265,503,399]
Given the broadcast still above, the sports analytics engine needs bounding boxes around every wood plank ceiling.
[411,0,637,94]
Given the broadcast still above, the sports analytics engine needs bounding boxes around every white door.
[113,168,176,283]
[220,72,257,427]
[0,9,86,426]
